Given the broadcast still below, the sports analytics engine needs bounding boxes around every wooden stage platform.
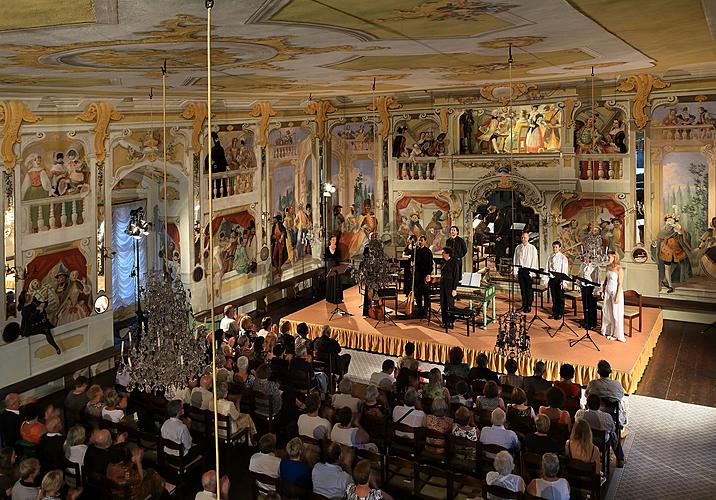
[282,285,664,394]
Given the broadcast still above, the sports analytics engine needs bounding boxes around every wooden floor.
[636,320,716,407]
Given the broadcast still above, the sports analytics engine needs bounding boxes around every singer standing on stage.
[545,241,569,320]
[401,235,417,296]
[438,247,460,328]
[414,235,433,317]
[445,226,467,271]
[579,253,601,330]
[513,231,538,313]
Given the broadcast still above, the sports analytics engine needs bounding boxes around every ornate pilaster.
[616,74,670,130]
[304,100,336,141]
[249,102,277,147]
[0,101,41,172]
[180,102,208,155]
[76,102,123,165]
[368,96,401,140]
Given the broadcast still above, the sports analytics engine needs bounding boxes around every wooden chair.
[623,289,642,336]
[474,408,494,429]
[447,434,480,475]
[278,481,311,500]
[449,472,483,500]
[500,384,515,405]
[158,437,204,483]
[481,483,524,499]
[506,411,535,436]
[389,422,422,459]
[520,451,543,483]
[360,412,389,452]
[591,427,611,478]
[444,374,465,394]
[417,428,449,466]
[564,288,581,316]
[564,457,601,500]
[136,431,160,465]
[186,405,209,438]
[600,398,622,441]
[384,454,415,498]
[213,411,249,447]
[252,392,278,433]
[249,470,280,499]
[63,458,82,488]
[547,421,570,450]
[563,395,582,420]
[415,463,449,499]
[357,448,385,488]
[102,476,152,500]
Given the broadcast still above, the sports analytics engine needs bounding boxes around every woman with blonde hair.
[565,418,601,473]
[421,368,450,401]
[38,470,65,500]
[601,250,625,342]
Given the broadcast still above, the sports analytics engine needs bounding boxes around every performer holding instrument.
[437,247,460,328]
[544,241,569,320]
[445,226,468,271]
[579,253,601,330]
[401,235,417,296]
[513,231,538,313]
[414,235,433,317]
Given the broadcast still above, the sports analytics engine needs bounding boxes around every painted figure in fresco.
[392,125,407,158]
[696,216,716,279]
[295,202,307,260]
[525,105,545,153]
[55,270,92,326]
[696,107,716,126]
[676,106,695,125]
[65,149,87,192]
[360,210,378,239]
[223,229,239,273]
[459,110,475,154]
[238,139,256,170]
[20,295,61,355]
[609,218,624,259]
[652,215,693,293]
[284,206,297,263]
[398,215,411,246]
[477,111,501,153]
[227,137,241,168]
[542,105,561,151]
[27,278,61,325]
[661,108,678,126]
[558,219,582,267]
[49,152,71,196]
[608,120,627,153]
[333,205,345,243]
[425,210,445,236]
[271,214,288,276]
[233,232,252,275]
[408,213,424,238]
[303,204,313,257]
[345,204,359,232]
[575,118,606,154]
[22,154,52,200]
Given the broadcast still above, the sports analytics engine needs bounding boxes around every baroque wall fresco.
[560,199,625,270]
[651,99,716,294]
[574,105,628,154]
[215,125,258,196]
[395,193,454,251]
[330,121,377,259]
[22,247,93,327]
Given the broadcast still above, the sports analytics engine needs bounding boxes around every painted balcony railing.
[396,157,438,180]
[269,144,299,160]
[576,158,623,180]
[652,124,715,142]
[25,193,87,233]
[347,139,374,154]
[208,170,255,199]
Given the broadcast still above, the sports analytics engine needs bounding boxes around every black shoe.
[55,348,61,355]
[555,315,563,320]
[525,307,532,313]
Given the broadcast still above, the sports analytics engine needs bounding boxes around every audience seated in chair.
[477,381,506,412]
[346,459,393,500]
[370,359,396,390]
[279,437,313,491]
[312,442,354,499]
[160,400,200,460]
[423,397,453,455]
[249,433,281,493]
[521,361,553,400]
[467,353,499,384]
[314,325,351,379]
[523,414,560,455]
[553,363,581,399]
[106,444,174,498]
[451,406,479,442]
[564,419,601,474]
[191,375,215,411]
[421,368,450,401]
[444,346,470,379]
[526,453,570,500]
[253,364,283,415]
[485,450,525,499]
[480,408,520,455]
[506,388,536,427]
[83,429,119,478]
[333,378,363,416]
[586,360,627,426]
[576,394,625,467]
[215,382,256,443]
[451,381,474,408]
[499,358,522,389]
[396,342,418,372]
[539,387,573,431]
[195,470,230,500]
[392,388,426,439]
[331,407,373,450]
[298,394,331,439]
[101,389,127,424]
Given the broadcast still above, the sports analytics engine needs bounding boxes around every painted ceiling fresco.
[0,0,713,99]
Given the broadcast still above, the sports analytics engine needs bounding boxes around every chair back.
[384,454,415,497]
[563,395,581,419]
[506,408,535,435]
[547,421,570,449]
[482,483,524,499]
[361,411,389,446]
[187,405,209,436]
[287,369,312,394]
[520,451,543,483]
[250,470,279,498]
[480,443,511,473]
[419,397,433,414]
[63,458,82,488]
[357,448,385,487]
[253,392,276,419]
[564,457,600,499]
[445,374,465,393]
[475,408,494,429]
[451,472,484,500]
[278,481,311,500]
[600,397,622,434]
[447,434,480,475]
[500,384,515,404]
[389,422,422,458]
[415,463,449,499]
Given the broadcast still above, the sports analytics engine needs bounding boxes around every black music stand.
[550,271,579,338]
[569,275,601,350]
[517,265,552,333]
[327,264,353,321]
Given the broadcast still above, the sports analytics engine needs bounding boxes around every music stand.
[517,265,552,333]
[327,264,353,321]
[549,271,579,338]
[569,275,601,350]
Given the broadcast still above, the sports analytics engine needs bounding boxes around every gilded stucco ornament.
[180,102,208,154]
[249,102,277,147]
[368,96,402,140]
[304,100,337,141]
[616,74,670,130]
[0,101,41,172]
[76,102,123,166]
[479,83,537,105]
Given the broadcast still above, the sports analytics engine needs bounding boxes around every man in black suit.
[0,393,21,449]
[204,131,228,197]
[493,209,511,272]
[414,235,433,317]
[445,226,468,271]
[439,247,461,329]
[522,361,553,404]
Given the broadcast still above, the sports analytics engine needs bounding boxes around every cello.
[367,287,384,321]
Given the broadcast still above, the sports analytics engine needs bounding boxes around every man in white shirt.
[369,359,396,389]
[545,241,569,320]
[219,305,238,336]
[579,254,601,330]
[191,374,214,411]
[195,470,230,500]
[513,231,538,313]
[249,433,281,493]
[161,400,195,457]
[312,443,354,498]
[391,388,426,438]
[257,316,272,338]
[479,408,520,457]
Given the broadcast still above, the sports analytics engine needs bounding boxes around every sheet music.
[460,272,482,288]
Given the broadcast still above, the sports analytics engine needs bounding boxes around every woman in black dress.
[325,234,340,270]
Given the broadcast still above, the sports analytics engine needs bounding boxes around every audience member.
[421,368,450,401]
[526,453,570,500]
[220,305,239,336]
[392,388,426,439]
[295,322,313,354]
[396,342,417,371]
[539,387,572,430]
[279,437,312,491]
[477,381,505,412]
[506,388,535,420]
[369,360,396,389]
[0,447,16,497]
[269,344,289,382]
[424,397,453,455]
[195,470,230,500]
[37,469,66,500]
[18,404,45,445]
[253,364,283,415]
[234,356,254,388]
[84,385,105,418]
[264,324,279,354]
[278,321,295,350]
[330,407,371,448]
[160,400,198,459]
[361,385,387,420]
[576,394,625,467]
[191,375,215,411]
[565,419,601,473]
[346,459,393,500]
[0,394,21,450]
[553,363,581,399]
[499,359,522,388]
[467,353,499,383]
[312,443,353,499]
[444,347,470,379]
[314,325,351,377]
[485,450,525,498]
[522,361,553,400]
[249,433,281,493]
[106,445,173,497]
[288,343,315,382]
[63,376,88,428]
[63,425,87,471]
[257,317,272,338]
[586,360,627,426]
[11,458,40,500]
[36,417,64,472]
[173,379,197,406]
[451,381,473,408]
[479,408,520,455]
[523,414,560,455]
[396,358,420,394]
[332,379,362,415]
[451,406,479,441]
[83,429,115,477]
[215,382,256,443]
[101,389,126,424]
[297,394,331,440]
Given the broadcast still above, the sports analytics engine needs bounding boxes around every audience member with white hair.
[479,408,520,456]
[215,382,256,444]
[195,470,230,499]
[332,378,362,415]
[191,375,215,411]
[485,450,525,499]
[314,324,351,378]
[526,452,570,500]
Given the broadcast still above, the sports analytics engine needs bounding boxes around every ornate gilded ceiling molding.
[249,102,277,147]
[616,74,670,130]
[304,100,336,141]
[454,158,558,169]
[0,101,41,172]
[368,96,401,140]
[479,83,538,105]
[76,102,123,165]
[437,107,449,134]
[180,102,208,154]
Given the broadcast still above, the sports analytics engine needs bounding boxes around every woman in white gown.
[601,250,625,342]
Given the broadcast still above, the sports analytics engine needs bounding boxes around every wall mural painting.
[267,125,314,276]
[22,248,93,327]
[560,199,625,270]
[203,210,257,298]
[459,104,562,155]
[652,101,716,141]
[392,116,446,180]
[395,194,453,252]
[158,221,181,275]
[574,105,628,154]
[216,126,258,195]
[330,121,377,258]
[21,142,90,233]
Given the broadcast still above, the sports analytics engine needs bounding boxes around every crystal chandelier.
[353,238,397,292]
[121,271,205,398]
[495,310,530,358]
